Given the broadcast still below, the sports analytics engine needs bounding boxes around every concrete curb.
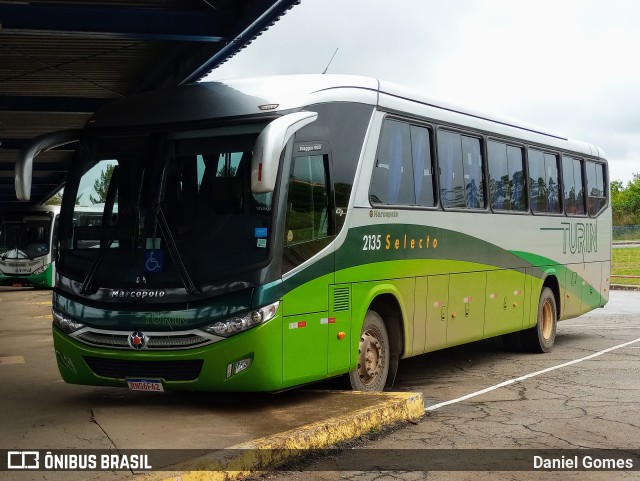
[611,284,640,291]
[139,391,424,481]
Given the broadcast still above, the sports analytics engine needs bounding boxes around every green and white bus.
[15,75,610,392]
[0,205,60,288]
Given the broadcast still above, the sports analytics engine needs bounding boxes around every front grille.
[77,332,129,348]
[84,357,203,381]
[75,331,212,350]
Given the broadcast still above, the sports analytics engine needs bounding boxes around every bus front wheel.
[521,287,557,353]
[349,310,389,392]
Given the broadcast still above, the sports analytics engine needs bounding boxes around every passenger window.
[285,155,329,245]
[370,120,414,205]
[530,149,561,213]
[370,120,436,207]
[563,156,585,215]
[488,141,526,211]
[438,130,485,209]
[410,125,436,207]
[586,161,606,216]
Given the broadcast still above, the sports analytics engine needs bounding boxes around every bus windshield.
[58,122,273,293]
[0,214,52,260]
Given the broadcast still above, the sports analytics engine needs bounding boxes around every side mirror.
[251,111,318,194]
[15,129,80,201]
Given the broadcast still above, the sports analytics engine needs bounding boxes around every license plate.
[126,378,164,392]
[12,283,23,288]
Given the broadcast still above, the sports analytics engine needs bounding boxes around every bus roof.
[88,74,605,160]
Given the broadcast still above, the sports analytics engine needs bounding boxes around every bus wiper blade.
[153,204,201,296]
[80,238,114,295]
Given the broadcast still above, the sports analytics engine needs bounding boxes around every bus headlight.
[52,308,85,334]
[201,301,279,338]
[32,264,49,275]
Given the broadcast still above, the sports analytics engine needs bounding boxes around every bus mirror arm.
[15,129,80,201]
[251,111,318,194]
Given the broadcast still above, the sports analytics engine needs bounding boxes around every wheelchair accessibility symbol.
[144,250,165,273]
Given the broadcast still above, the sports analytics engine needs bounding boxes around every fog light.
[234,358,252,374]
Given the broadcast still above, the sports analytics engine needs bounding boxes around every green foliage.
[89,164,115,204]
[44,192,63,205]
[611,174,640,226]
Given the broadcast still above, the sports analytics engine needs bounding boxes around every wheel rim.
[357,326,385,388]
[541,299,554,340]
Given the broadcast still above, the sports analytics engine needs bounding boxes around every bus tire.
[521,287,557,353]
[348,310,389,392]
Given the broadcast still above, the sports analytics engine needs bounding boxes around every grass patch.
[612,247,640,286]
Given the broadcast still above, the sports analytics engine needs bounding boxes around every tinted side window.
[544,153,561,213]
[529,149,561,214]
[438,131,485,209]
[488,141,526,211]
[410,125,436,207]
[370,120,414,205]
[586,161,607,216]
[563,156,585,215]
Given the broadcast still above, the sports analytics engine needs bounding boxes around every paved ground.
[252,290,640,480]
[0,287,420,481]
[1,288,638,481]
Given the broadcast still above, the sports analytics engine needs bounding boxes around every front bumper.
[52,316,284,392]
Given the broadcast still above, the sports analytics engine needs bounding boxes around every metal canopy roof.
[0,0,299,209]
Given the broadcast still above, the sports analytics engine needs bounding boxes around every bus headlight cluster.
[52,308,85,334]
[201,301,279,338]
[32,264,49,276]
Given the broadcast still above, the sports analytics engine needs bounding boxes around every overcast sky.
[205,0,640,184]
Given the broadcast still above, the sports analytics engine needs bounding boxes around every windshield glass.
[58,123,273,291]
[0,213,52,259]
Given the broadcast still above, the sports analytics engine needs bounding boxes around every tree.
[611,174,640,226]
[89,164,115,204]
[44,192,63,205]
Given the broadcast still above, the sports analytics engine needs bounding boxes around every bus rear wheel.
[349,310,389,392]
[521,287,557,353]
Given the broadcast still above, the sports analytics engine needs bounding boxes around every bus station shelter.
[0,0,299,211]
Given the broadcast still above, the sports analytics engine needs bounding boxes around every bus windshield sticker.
[144,250,164,273]
[256,238,267,248]
[255,227,268,238]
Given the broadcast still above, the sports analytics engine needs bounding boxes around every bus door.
[281,147,336,387]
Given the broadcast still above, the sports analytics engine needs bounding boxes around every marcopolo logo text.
[110,290,166,299]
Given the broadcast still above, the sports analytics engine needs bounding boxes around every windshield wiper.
[153,203,201,296]
[79,165,120,295]
[80,237,113,295]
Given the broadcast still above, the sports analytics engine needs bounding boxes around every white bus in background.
[0,204,110,288]
[0,205,60,288]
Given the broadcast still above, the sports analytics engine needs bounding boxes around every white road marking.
[564,324,640,329]
[425,337,640,412]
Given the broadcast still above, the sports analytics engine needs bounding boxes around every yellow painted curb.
[138,391,423,481]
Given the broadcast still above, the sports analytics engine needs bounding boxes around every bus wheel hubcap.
[358,330,383,385]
